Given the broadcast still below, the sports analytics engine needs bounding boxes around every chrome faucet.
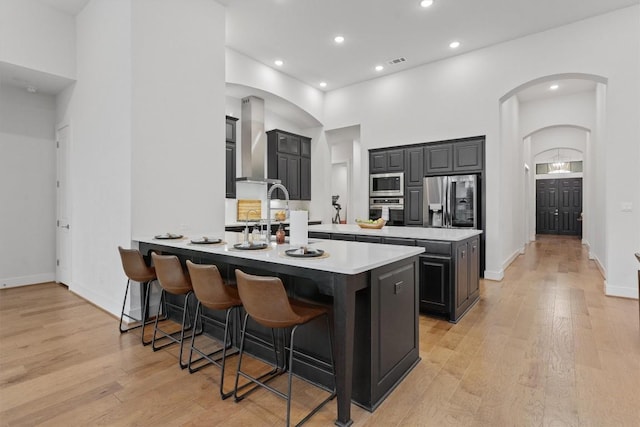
[266,183,289,242]
[244,209,259,243]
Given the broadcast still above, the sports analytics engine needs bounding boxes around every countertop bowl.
[356,219,386,229]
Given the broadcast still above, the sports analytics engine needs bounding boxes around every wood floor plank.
[0,235,638,426]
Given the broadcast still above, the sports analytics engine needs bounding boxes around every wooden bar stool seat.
[117,246,158,345]
[151,252,196,369]
[233,269,336,427]
[186,260,242,399]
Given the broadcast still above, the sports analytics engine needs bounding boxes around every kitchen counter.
[136,232,423,275]
[135,232,423,425]
[308,223,482,241]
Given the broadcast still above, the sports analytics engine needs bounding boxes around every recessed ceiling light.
[274,59,283,67]
[549,84,559,90]
[420,0,434,7]
[449,41,460,49]
[26,86,37,93]
[320,82,327,88]
[375,65,384,72]
[334,35,345,44]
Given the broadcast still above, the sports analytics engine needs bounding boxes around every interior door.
[536,179,558,234]
[56,125,72,285]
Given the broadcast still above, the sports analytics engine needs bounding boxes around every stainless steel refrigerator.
[423,174,478,228]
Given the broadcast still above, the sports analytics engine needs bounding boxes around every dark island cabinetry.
[308,231,481,322]
[225,116,238,199]
[416,236,480,322]
[267,129,311,200]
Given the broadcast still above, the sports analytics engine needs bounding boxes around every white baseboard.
[590,253,607,279]
[70,282,121,318]
[503,247,522,270]
[484,270,504,281]
[1,273,56,289]
[604,281,639,299]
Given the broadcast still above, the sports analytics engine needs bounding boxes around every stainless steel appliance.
[423,174,477,228]
[370,173,404,197]
[370,197,404,226]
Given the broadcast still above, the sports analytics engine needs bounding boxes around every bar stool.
[233,269,336,427]
[185,260,242,399]
[117,246,157,345]
[151,252,195,369]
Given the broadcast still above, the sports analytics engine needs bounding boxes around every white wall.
[520,91,596,139]
[0,85,57,287]
[226,48,324,124]
[323,5,640,295]
[0,0,76,79]
[62,0,133,312]
[131,0,225,238]
[499,95,522,278]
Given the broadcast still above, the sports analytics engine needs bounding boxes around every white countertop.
[308,224,482,242]
[135,232,424,275]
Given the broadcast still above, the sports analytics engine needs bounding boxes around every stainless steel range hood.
[235,95,280,184]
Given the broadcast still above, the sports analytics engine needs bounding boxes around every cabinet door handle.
[461,250,465,259]
[394,281,404,294]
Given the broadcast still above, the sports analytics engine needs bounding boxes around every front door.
[536,178,582,236]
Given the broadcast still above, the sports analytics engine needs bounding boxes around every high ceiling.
[10,0,637,100]
[224,0,639,91]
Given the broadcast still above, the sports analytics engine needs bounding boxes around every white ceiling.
[224,0,639,91]
[8,0,635,110]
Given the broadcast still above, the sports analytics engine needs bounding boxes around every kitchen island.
[135,232,424,426]
[308,224,483,323]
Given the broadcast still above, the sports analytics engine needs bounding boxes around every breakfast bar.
[136,232,424,427]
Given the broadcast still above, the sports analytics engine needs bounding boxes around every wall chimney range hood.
[235,95,280,184]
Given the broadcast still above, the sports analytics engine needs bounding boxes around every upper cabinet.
[453,138,484,172]
[424,143,453,174]
[267,129,311,200]
[405,146,424,186]
[225,116,238,199]
[370,148,404,173]
[424,138,484,175]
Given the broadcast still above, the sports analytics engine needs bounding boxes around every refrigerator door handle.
[444,177,450,228]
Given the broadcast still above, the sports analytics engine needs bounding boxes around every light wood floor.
[1,235,639,426]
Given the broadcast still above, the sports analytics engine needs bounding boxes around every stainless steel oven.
[369,197,404,226]
[370,173,404,197]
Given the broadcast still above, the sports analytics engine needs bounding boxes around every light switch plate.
[621,202,632,212]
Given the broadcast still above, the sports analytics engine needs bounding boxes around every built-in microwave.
[369,173,404,197]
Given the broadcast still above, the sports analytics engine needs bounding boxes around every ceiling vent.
[387,57,407,65]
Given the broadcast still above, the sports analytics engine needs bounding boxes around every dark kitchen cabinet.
[382,237,416,246]
[276,153,300,200]
[416,236,479,323]
[369,149,405,173]
[225,142,236,199]
[424,139,484,175]
[424,143,453,174]
[453,139,483,172]
[267,129,311,200]
[419,256,450,314]
[405,147,424,186]
[356,235,382,244]
[309,231,480,323]
[405,186,423,226]
[225,116,238,199]
[300,157,311,200]
[453,236,480,321]
[226,115,237,143]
